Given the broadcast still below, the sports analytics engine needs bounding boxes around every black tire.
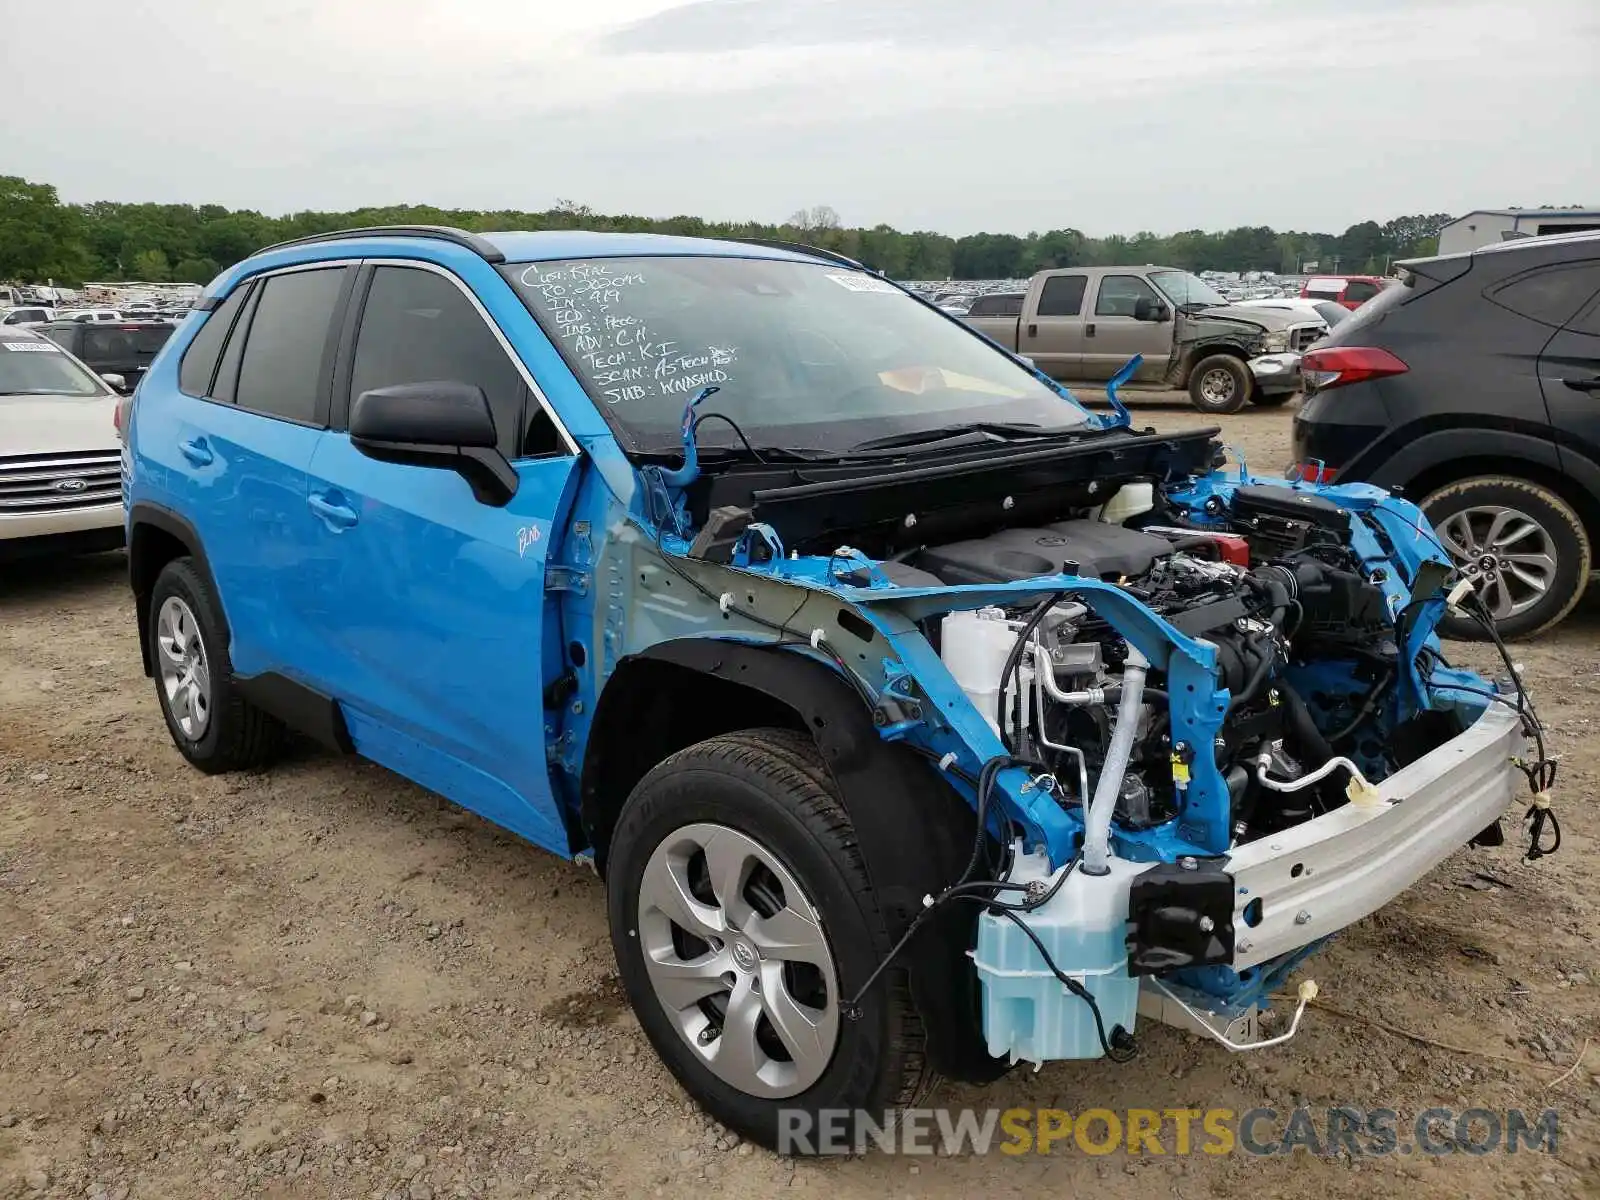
[1247,390,1294,407]
[607,728,936,1151]
[148,558,285,772]
[1421,476,1591,641]
[1187,354,1251,414]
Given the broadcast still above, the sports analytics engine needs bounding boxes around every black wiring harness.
[1458,593,1561,860]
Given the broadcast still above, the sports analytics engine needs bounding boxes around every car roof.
[482,230,834,265]
[1399,227,1600,273]
[209,227,866,305]
[1474,227,1600,255]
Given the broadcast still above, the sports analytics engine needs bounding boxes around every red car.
[1300,275,1394,310]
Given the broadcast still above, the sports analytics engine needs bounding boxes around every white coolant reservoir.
[973,847,1143,1066]
[941,607,1020,735]
[1099,481,1154,524]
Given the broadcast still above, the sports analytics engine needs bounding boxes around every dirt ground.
[2,401,1596,1200]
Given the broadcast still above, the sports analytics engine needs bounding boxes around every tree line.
[1,174,1459,286]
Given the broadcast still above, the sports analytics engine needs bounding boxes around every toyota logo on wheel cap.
[53,478,89,493]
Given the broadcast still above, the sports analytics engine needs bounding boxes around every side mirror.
[1133,298,1170,323]
[99,372,128,392]
[349,382,518,507]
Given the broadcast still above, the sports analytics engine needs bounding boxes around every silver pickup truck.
[963,266,1328,413]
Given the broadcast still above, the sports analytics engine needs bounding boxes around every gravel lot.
[2,402,1596,1199]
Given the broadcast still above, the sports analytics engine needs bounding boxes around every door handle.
[1026,322,1037,339]
[1563,376,1600,393]
[1085,323,1097,338]
[178,437,213,466]
[308,492,359,529]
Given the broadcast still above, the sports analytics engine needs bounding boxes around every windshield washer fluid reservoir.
[974,847,1142,1065]
[941,607,1026,736]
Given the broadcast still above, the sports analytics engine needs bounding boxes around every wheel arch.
[1373,430,1600,545]
[128,503,226,678]
[581,639,1006,1084]
[1174,341,1250,387]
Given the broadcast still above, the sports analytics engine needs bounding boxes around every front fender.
[624,638,1009,1084]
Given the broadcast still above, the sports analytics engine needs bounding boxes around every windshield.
[502,256,1094,453]
[0,339,103,396]
[1148,270,1227,308]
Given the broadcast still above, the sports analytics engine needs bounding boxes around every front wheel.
[1247,390,1294,408]
[1422,476,1591,640]
[1187,354,1251,414]
[607,729,935,1151]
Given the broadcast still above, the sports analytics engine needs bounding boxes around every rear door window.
[1036,275,1086,317]
[1343,281,1380,303]
[233,268,348,425]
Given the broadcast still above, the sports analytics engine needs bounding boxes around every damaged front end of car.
[595,374,1558,1077]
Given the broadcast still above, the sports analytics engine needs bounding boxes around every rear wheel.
[607,729,935,1151]
[148,558,286,772]
[1187,354,1251,414]
[1421,476,1591,640]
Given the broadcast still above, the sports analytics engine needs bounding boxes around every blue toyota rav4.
[122,226,1557,1148]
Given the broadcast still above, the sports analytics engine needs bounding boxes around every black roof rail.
[253,224,506,264]
[729,238,870,271]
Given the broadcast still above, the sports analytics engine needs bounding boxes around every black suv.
[36,320,178,394]
[1294,230,1600,639]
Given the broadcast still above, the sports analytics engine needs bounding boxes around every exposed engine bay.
[655,420,1556,1069]
[916,501,1405,851]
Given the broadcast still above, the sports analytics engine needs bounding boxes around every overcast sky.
[4,0,1596,235]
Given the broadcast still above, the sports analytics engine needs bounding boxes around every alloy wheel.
[156,596,212,738]
[1434,505,1558,621]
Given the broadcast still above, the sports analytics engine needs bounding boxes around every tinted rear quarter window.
[234,269,347,424]
[1488,262,1600,327]
[179,287,248,397]
[1343,281,1380,303]
[1037,275,1086,317]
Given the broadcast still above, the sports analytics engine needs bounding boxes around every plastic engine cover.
[915,519,1173,585]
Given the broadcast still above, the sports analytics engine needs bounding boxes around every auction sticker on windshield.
[3,342,60,352]
[825,272,899,293]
